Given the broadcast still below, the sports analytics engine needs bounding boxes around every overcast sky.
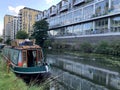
[0,0,61,35]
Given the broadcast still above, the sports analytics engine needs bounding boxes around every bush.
[44,40,52,48]
[80,42,93,53]
[110,41,120,56]
[94,41,109,54]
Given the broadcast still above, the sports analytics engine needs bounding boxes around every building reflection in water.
[47,55,120,90]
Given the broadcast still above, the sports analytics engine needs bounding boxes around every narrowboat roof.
[13,45,41,50]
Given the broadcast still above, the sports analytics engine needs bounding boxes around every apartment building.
[36,0,120,42]
[18,7,41,35]
[3,15,16,41]
[11,17,18,40]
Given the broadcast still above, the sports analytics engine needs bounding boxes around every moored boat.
[2,39,50,81]
[0,43,5,52]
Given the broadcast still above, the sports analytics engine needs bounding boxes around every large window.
[73,25,83,35]
[111,16,120,32]
[57,28,66,36]
[66,12,73,25]
[95,18,108,34]
[111,0,120,12]
[83,5,93,20]
[83,22,93,35]
[66,26,73,36]
[49,16,61,28]
[73,9,82,23]
[95,0,109,16]
[48,29,60,37]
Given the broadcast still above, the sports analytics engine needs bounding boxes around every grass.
[0,54,46,90]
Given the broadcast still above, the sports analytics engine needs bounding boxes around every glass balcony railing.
[50,10,57,16]
[60,4,69,12]
[74,0,85,6]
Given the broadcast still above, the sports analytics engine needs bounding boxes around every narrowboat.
[0,44,5,52]
[2,39,50,81]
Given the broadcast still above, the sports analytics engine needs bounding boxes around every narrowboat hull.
[10,65,49,74]
[10,64,51,83]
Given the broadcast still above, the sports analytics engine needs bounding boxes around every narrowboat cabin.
[2,39,50,79]
[0,44,5,52]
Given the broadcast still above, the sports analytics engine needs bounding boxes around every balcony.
[74,0,85,6]
[60,4,69,12]
[49,24,61,29]
[43,14,48,19]
[50,10,57,16]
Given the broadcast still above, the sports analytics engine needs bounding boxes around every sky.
[0,0,61,35]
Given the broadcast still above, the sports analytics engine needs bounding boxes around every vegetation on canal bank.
[45,40,120,57]
[45,40,120,72]
[0,55,48,90]
[47,49,120,72]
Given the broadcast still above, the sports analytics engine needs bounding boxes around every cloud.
[45,0,60,6]
[8,5,25,15]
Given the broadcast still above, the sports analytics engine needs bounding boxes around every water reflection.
[50,67,108,90]
[47,54,120,90]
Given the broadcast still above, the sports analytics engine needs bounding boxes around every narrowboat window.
[23,51,27,62]
[10,49,19,65]
[22,50,27,67]
[38,49,43,60]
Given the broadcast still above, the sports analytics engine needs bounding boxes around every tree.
[16,30,29,39]
[0,37,3,43]
[31,19,49,47]
[5,38,11,45]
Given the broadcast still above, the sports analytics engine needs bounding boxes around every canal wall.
[50,67,109,90]
[47,55,120,90]
[53,34,120,49]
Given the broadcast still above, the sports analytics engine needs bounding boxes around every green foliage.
[32,19,49,47]
[80,42,93,53]
[44,40,52,48]
[33,19,49,31]
[0,56,27,90]
[51,41,120,56]
[16,30,29,39]
[5,38,11,45]
[110,41,120,56]
[0,37,3,43]
[76,41,120,56]
[94,41,109,54]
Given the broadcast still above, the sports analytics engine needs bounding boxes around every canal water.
[46,53,120,90]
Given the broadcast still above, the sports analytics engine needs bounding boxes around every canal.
[46,52,120,90]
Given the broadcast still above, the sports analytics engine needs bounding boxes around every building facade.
[36,0,120,42]
[3,15,16,41]
[11,17,18,40]
[18,7,41,35]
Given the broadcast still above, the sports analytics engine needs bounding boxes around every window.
[66,26,73,36]
[111,0,120,12]
[73,9,82,22]
[83,5,93,20]
[111,16,120,32]
[22,50,27,66]
[73,25,83,35]
[95,0,109,16]
[83,22,93,35]
[95,18,108,34]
